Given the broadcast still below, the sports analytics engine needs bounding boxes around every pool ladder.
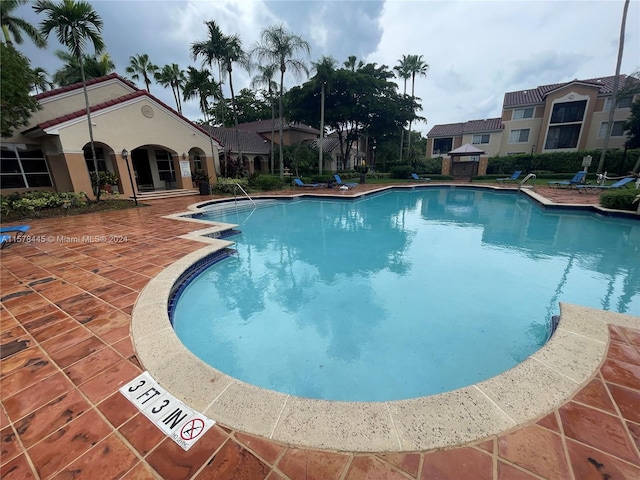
[234,183,256,206]
[518,173,536,190]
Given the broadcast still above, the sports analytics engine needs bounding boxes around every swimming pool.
[171,188,639,402]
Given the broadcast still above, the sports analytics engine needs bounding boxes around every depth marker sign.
[120,372,215,451]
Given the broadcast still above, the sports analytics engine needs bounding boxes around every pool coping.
[132,185,640,453]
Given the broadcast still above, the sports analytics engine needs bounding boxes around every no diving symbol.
[180,418,205,441]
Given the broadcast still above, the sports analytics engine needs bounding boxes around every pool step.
[197,199,282,218]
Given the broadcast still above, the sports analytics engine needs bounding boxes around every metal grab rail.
[234,183,256,206]
[518,173,536,190]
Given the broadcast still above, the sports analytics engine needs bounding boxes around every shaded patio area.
[1,183,639,479]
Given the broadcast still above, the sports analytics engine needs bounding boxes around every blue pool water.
[172,188,639,401]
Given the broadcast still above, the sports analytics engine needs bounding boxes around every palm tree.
[343,55,363,72]
[250,63,278,174]
[312,56,337,175]
[2,0,46,47]
[34,0,104,199]
[32,66,53,93]
[597,0,630,174]
[52,49,113,86]
[183,66,222,175]
[192,21,249,175]
[125,53,158,92]
[156,63,185,113]
[406,54,428,164]
[394,55,412,163]
[251,24,310,178]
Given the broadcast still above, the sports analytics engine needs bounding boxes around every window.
[598,121,626,138]
[550,100,586,124]
[604,96,633,111]
[508,129,530,144]
[0,147,53,188]
[512,107,534,120]
[84,147,106,172]
[192,152,202,171]
[472,134,490,144]
[433,138,452,155]
[545,125,581,149]
[155,149,175,183]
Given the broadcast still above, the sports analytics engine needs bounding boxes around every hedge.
[599,189,639,211]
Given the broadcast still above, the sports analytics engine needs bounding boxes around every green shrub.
[389,165,413,179]
[0,191,87,218]
[250,174,284,191]
[211,178,249,195]
[599,189,639,211]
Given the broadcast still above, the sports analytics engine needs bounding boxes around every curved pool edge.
[131,242,640,453]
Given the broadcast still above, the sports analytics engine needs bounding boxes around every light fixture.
[182,152,187,160]
[121,148,138,206]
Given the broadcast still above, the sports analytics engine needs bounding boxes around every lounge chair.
[496,171,522,183]
[576,176,635,194]
[547,171,587,189]
[334,174,357,189]
[0,225,30,243]
[411,173,431,182]
[293,178,319,188]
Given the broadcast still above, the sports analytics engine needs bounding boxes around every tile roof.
[26,77,219,143]
[503,74,637,107]
[427,118,503,137]
[237,117,321,134]
[34,73,138,100]
[303,137,341,153]
[207,127,272,154]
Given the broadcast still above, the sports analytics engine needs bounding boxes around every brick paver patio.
[1,182,638,479]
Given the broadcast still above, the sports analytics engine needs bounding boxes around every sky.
[13,0,640,136]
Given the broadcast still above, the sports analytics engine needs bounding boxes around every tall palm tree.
[251,24,310,178]
[343,55,363,72]
[34,0,104,199]
[394,55,412,163]
[191,20,226,122]
[597,0,630,174]
[156,63,185,113]
[312,56,337,175]
[183,66,222,175]
[32,66,53,93]
[2,0,46,47]
[406,54,428,163]
[250,63,278,174]
[52,49,113,85]
[125,53,158,92]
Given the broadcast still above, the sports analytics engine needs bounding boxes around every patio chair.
[496,171,522,183]
[547,171,587,189]
[334,174,357,189]
[411,173,431,182]
[575,176,635,194]
[293,178,319,188]
[0,225,31,243]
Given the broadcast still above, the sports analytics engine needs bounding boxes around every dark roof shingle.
[427,118,502,137]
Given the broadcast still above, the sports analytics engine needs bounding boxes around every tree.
[35,0,105,199]
[251,24,310,178]
[183,66,222,175]
[394,55,411,163]
[1,0,46,47]
[251,63,278,173]
[343,55,364,72]
[311,56,337,174]
[624,99,640,149]
[597,0,629,174]
[157,63,185,113]
[32,66,53,93]
[52,49,113,85]
[405,54,429,164]
[0,43,41,137]
[125,53,158,92]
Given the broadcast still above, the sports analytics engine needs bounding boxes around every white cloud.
[13,0,640,136]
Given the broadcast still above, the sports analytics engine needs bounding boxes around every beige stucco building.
[1,74,221,199]
[427,74,638,163]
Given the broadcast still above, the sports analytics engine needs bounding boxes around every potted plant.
[90,170,119,194]
[191,169,211,195]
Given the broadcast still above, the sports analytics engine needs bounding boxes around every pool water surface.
[172,188,639,401]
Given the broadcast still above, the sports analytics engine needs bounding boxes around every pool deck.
[1,182,639,479]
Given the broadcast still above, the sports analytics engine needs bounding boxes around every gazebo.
[443,143,488,180]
